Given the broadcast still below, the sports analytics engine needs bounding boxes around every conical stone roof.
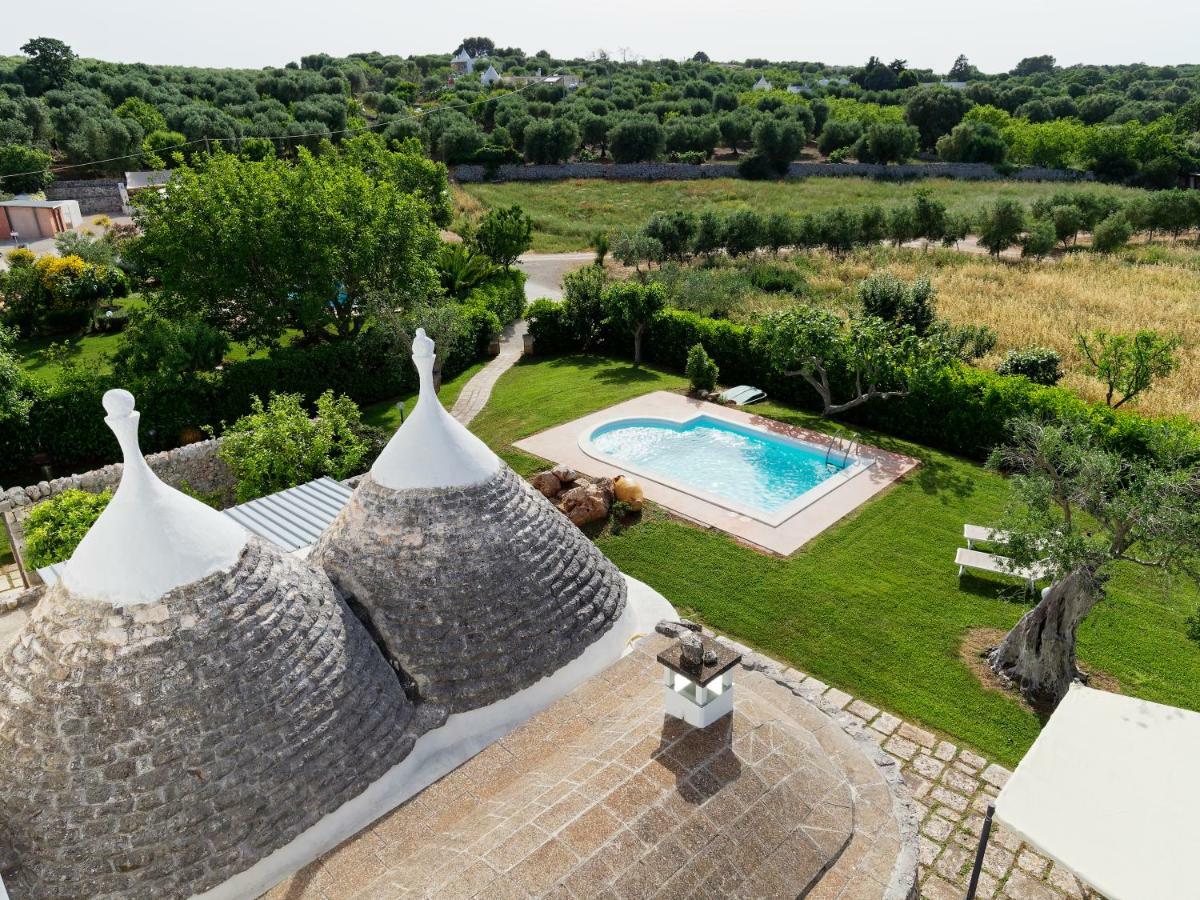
[313,330,628,713]
[0,391,416,899]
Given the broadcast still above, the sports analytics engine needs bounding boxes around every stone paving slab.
[265,634,915,900]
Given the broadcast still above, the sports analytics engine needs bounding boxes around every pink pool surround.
[515,391,919,555]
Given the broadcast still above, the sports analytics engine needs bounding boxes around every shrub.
[976,199,1027,256]
[856,122,919,164]
[817,120,862,156]
[750,118,804,175]
[562,264,608,350]
[472,204,532,269]
[525,297,577,355]
[685,342,719,392]
[747,261,806,294]
[24,488,112,568]
[463,270,526,324]
[521,118,579,164]
[643,211,697,260]
[936,121,1007,164]
[608,117,666,163]
[1022,218,1057,259]
[721,210,765,256]
[1092,214,1132,253]
[996,347,1063,385]
[216,390,373,503]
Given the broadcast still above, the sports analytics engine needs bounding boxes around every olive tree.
[987,417,1200,707]
[472,204,533,269]
[602,281,666,364]
[757,306,951,416]
[1076,329,1179,408]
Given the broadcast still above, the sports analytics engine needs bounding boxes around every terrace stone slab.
[266,634,916,899]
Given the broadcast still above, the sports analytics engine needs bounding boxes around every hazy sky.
[6,0,1196,73]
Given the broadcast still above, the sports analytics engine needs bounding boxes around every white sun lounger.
[718,385,767,406]
[956,547,1049,593]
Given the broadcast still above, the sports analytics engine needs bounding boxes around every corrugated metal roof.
[37,477,353,586]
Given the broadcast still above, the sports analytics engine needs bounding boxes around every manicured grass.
[468,354,1200,766]
[361,362,485,432]
[454,177,1144,253]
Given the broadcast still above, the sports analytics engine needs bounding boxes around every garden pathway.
[450,319,527,425]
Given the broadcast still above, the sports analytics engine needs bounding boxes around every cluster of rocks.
[530,466,644,527]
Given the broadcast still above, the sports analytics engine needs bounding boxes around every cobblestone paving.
[266,635,910,900]
[450,320,527,426]
[780,670,1100,900]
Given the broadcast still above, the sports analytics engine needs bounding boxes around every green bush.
[685,343,719,393]
[463,270,526,324]
[996,347,1063,385]
[216,390,373,503]
[1092,214,1133,253]
[1021,218,1057,259]
[24,488,112,568]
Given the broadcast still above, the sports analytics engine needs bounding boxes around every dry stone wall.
[43,179,127,215]
[0,438,234,516]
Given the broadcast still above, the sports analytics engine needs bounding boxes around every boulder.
[557,482,611,526]
[530,471,562,499]
[613,475,644,511]
[552,464,578,484]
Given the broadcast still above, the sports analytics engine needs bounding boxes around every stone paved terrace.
[265,632,917,899]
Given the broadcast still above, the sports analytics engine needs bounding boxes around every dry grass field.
[745,245,1200,420]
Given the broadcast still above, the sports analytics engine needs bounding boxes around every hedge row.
[526,301,1183,461]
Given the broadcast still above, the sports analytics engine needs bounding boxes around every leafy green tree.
[437,119,485,164]
[717,109,755,157]
[142,130,188,168]
[720,209,765,256]
[562,265,608,350]
[216,390,373,502]
[472,205,532,269]
[522,118,580,164]
[1076,329,1179,408]
[886,203,918,247]
[665,118,720,158]
[0,324,36,428]
[977,198,1027,256]
[1022,218,1057,259]
[757,305,951,416]
[763,212,796,254]
[857,122,919,164]
[935,121,1007,164]
[817,120,862,156]
[24,489,112,568]
[610,230,663,273]
[643,211,696,260]
[750,118,803,175]
[112,308,229,384]
[133,148,440,345]
[608,117,666,163]
[0,143,53,193]
[602,280,666,364]
[948,54,976,81]
[940,211,972,248]
[1091,213,1132,253]
[691,212,723,258]
[905,86,972,150]
[20,37,76,89]
[1049,204,1084,245]
[114,97,167,136]
[685,343,719,392]
[911,190,948,247]
[578,113,611,158]
[986,417,1200,706]
[1010,55,1056,77]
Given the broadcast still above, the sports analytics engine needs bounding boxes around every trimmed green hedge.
[464,270,526,326]
[527,302,1185,461]
[1,303,496,477]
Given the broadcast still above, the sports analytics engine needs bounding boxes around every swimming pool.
[581,415,871,526]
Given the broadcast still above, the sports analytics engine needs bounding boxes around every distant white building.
[817,77,851,87]
[451,49,474,75]
[753,76,772,91]
[940,80,968,91]
[480,65,500,86]
[786,84,810,94]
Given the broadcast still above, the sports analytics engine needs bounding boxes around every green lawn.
[468,355,1200,766]
[361,361,485,432]
[455,177,1144,254]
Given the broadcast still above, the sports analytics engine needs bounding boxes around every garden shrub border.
[526,301,1186,461]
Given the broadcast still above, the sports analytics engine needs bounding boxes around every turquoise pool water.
[588,416,848,514]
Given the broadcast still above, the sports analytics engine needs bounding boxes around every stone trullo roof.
[0,391,416,899]
[313,329,628,713]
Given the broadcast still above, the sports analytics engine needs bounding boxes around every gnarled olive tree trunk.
[988,566,1103,708]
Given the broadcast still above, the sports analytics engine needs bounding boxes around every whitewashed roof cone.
[0,391,421,899]
[370,328,500,491]
[60,388,247,607]
[314,331,628,714]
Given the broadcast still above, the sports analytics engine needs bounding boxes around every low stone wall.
[0,438,233,516]
[451,160,1092,184]
[43,179,127,215]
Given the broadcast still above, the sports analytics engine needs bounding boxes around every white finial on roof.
[60,389,247,607]
[370,328,500,491]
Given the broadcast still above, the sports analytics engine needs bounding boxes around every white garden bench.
[955,547,1049,593]
[963,524,1011,549]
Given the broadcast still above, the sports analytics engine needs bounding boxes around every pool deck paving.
[513,391,918,556]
